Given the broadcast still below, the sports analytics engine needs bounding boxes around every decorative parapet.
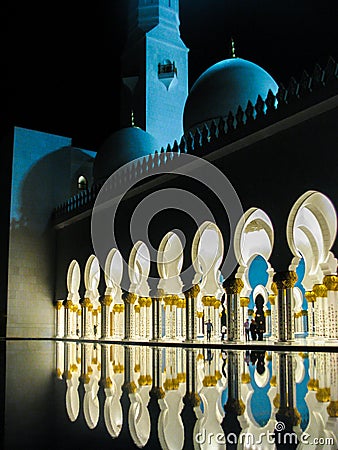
[52,57,338,225]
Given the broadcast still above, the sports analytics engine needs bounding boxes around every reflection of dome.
[93,127,159,181]
[183,58,278,132]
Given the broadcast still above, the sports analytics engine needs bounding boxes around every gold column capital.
[313,284,328,297]
[151,386,166,399]
[184,392,200,406]
[305,291,316,303]
[241,373,251,384]
[223,278,244,294]
[273,271,298,289]
[268,294,276,305]
[63,299,73,309]
[54,301,63,310]
[240,297,250,307]
[80,297,92,308]
[100,295,113,306]
[316,387,330,403]
[271,282,278,295]
[323,275,338,291]
[307,378,319,391]
[327,400,338,417]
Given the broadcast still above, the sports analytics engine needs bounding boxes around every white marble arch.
[128,241,150,297]
[84,255,101,303]
[157,231,184,294]
[234,208,274,298]
[83,372,100,430]
[192,221,224,297]
[65,374,80,422]
[64,260,81,337]
[158,390,185,450]
[287,190,337,288]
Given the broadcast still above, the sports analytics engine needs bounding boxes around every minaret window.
[77,175,87,191]
[158,60,177,77]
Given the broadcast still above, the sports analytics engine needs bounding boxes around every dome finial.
[231,37,236,58]
[131,109,135,127]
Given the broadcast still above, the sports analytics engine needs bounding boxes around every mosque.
[3,0,338,343]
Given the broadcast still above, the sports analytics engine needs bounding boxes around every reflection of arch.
[65,383,80,422]
[254,365,270,388]
[104,385,123,438]
[128,392,151,448]
[83,385,100,429]
[158,396,184,450]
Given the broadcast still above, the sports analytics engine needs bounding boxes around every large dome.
[183,58,278,132]
[93,127,159,182]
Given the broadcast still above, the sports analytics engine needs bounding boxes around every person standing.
[244,319,250,341]
[206,319,213,341]
[250,319,257,341]
[221,324,227,341]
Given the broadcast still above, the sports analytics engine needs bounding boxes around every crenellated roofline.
[52,56,338,227]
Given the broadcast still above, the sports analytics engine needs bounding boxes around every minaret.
[121,0,188,148]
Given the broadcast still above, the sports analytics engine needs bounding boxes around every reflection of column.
[327,353,338,417]
[313,283,328,339]
[223,278,244,341]
[270,282,278,340]
[273,271,297,342]
[224,351,245,415]
[323,275,338,340]
[185,286,198,342]
[63,299,73,338]
[100,295,112,339]
[55,301,64,338]
[305,290,316,337]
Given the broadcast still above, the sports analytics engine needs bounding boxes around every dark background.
[5,0,338,151]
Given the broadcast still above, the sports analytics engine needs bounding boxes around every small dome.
[183,58,278,132]
[93,127,159,181]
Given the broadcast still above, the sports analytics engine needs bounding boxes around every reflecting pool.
[1,340,338,449]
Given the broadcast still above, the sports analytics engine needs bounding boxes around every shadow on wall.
[18,146,94,233]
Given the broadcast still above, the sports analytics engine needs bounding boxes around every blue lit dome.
[93,126,159,181]
[183,57,278,132]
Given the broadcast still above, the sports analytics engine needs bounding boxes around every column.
[213,298,221,339]
[63,299,73,338]
[145,297,152,339]
[305,290,316,337]
[185,285,199,342]
[323,275,338,340]
[223,278,244,342]
[55,301,64,338]
[99,295,112,340]
[240,297,250,340]
[151,293,160,341]
[273,271,297,342]
[80,297,92,338]
[327,353,338,418]
[313,283,328,339]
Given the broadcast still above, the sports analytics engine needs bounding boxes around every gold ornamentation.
[214,300,221,309]
[202,375,217,387]
[146,297,152,307]
[134,304,140,313]
[298,352,308,359]
[104,377,112,389]
[184,392,200,406]
[64,300,73,309]
[134,364,140,373]
[305,291,316,303]
[327,400,338,417]
[307,378,319,391]
[196,311,204,319]
[268,294,275,305]
[241,373,251,384]
[271,282,278,295]
[191,284,200,297]
[323,275,338,291]
[138,297,147,307]
[270,375,277,387]
[240,297,250,307]
[273,393,280,408]
[55,301,63,310]
[124,381,137,394]
[273,271,298,289]
[125,293,137,304]
[100,295,113,306]
[264,310,271,316]
[215,370,222,381]
[138,375,147,386]
[265,353,272,361]
[313,284,328,298]
[80,297,92,308]
[223,278,244,294]
[316,387,330,403]
[196,353,204,361]
[113,363,124,373]
[146,375,152,385]
[301,310,308,316]
[224,398,245,415]
[151,386,165,399]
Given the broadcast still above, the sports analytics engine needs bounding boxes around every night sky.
[6,0,337,151]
